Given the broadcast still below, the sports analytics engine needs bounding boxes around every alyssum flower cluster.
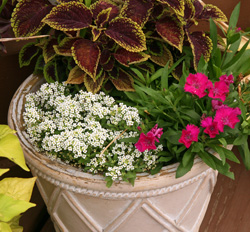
[24,82,163,185]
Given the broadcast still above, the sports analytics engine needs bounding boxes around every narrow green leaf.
[191,142,204,153]
[150,68,163,82]
[176,155,194,178]
[131,68,146,84]
[209,18,218,55]
[233,134,248,145]
[238,143,250,170]
[210,145,226,165]
[199,151,216,170]
[228,2,241,30]
[182,149,194,167]
[161,61,170,90]
[211,155,235,179]
[223,40,250,70]
[150,163,163,175]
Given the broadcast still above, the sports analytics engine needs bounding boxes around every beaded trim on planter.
[27,161,216,199]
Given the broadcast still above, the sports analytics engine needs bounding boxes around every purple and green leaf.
[156,0,185,16]
[105,17,146,52]
[19,42,41,67]
[84,72,105,94]
[11,0,53,37]
[42,2,92,31]
[156,15,184,52]
[43,38,58,63]
[186,31,213,69]
[114,47,150,67]
[120,0,154,27]
[66,65,85,84]
[110,68,135,91]
[149,45,173,67]
[72,38,101,80]
[95,7,112,28]
[53,37,80,56]
[90,0,119,21]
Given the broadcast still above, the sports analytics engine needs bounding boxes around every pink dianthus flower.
[214,107,241,132]
[219,74,234,86]
[179,124,200,148]
[201,116,219,138]
[184,73,212,98]
[135,124,163,152]
[135,132,157,152]
[149,124,163,142]
[208,80,229,102]
[211,100,224,111]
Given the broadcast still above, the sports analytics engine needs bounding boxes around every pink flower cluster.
[135,124,163,152]
[184,73,234,102]
[179,105,241,148]
[179,73,241,148]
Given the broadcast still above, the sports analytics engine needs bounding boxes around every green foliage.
[0,125,36,231]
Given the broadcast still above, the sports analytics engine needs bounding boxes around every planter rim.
[8,74,220,198]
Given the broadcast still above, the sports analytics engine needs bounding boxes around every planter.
[8,74,224,232]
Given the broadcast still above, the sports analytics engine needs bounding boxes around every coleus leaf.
[186,31,213,69]
[57,0,78,2]
[66,65,85,84]
[19,42,40,68]
[90,0,119,21]
[105,17,146,52]
[135,62,155,74]
[84,72,105,94]
[91,27,102,41]
[156,0,185,16]
[120,0,154,27]
[184,0,195,21]
[197,4,228,22]
[114,48,150,67]
[54,37,80,56]
[100,49,111,65]
[43,38,58,63]
[110,68,135,91]
[156,15,184,52]
[95,7,112,28]
[11,0,53,37]
[193,0,203,18]
[42,2,92,31]
[72,38,101,80]
[151,3,164,19]
[102,56,114,71]
[150,45,173,67]
[43,60,57,82]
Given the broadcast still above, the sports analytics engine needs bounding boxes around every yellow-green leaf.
[0,169,9,177]
[0,134,29,171]
[0,177,36,202]
[8,215,23,232]
[0,222,11,232]
[0,194,35,222]
[0,125,15,139]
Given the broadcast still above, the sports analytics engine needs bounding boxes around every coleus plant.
[11,0,227,93]
[0,0,17,52]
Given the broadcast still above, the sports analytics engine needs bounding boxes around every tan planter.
[7,74,227,232]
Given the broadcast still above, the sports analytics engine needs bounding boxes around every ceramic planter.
[7,74,227,232]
